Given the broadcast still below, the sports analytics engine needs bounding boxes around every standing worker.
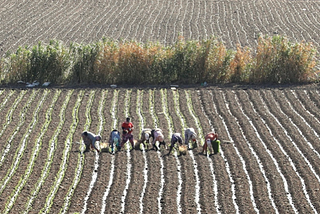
[202,132,220,155]
[184,127,198,149]
[81,131,101,153]
[109,129,121,153]
[121,117,134,150]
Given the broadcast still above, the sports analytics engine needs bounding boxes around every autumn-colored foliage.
[0,35,318,85]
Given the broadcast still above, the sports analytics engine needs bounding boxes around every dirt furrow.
[195,89,235,214]
[153,89,178,214]
[122,89,145,214]
[236,89,298,213]
[27,90,78,213]
[267,89,320,211]
[141,89,163,213]
[188,89,218,213]
[0,90,39,183]
[101,89,128,213]
[48,89,95,213]
[3,90,55,213]
[248,89,318,213]
[0,90,19,152]
[207,89,258,213]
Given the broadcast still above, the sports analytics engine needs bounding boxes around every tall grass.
[0,35,318,85]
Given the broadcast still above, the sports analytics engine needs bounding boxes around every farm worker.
[184,127,197,149]
[121,117,134,150]
[81,131,101,153]
[165,133,183,156]
[109,129,121,153]
[150,129,166,151]
[140,128,152,145]
[150,128,163,138]
[202,132,219,155]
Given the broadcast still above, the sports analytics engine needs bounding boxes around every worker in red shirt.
[202,132,219,155]
[121,117,134,150]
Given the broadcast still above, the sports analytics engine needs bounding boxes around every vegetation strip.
[148,89,165,214]
[81,90,105,214]
[136,90,149,214]
[23,90,73,213]
[0,90,44,198]
[1,32,318,85]
[120,89,133,214]
[101,89,118,213]
[160,89,182,214]
[0,90,36,168]
[4,90,60,213]
[40,90,83,213]
[173,90,201,213]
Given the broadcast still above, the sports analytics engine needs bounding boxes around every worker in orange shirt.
[121,117,134,150]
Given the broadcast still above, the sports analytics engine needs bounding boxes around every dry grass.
[0,35,318,85]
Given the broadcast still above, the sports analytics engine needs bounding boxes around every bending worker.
[151,128,166,151]
[165,132,183,156]
[109,129,121,153]
[81,131,101,153]
[202,132,220,155]
[140,128,152,145]
[184,127,197,149]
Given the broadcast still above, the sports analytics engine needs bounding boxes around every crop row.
[24,90,73,213]
[0,88,320,213]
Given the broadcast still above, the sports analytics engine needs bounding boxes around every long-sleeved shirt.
[109,130,121,144]
[184,128,197,144]
[152,130,164,145]
[171,133,182,146]
[82,131,99,150]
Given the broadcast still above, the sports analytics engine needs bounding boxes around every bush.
[0,35,318,85]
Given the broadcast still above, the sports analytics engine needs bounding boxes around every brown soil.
[0,85,320,213]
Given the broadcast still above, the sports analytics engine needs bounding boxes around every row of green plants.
[41,90,84,214]
[0,90,25,140]
[24,90,73,213]
[0,90,41,201]
[0,35,318,85]
[185,90,204,146]
[0,90,36,170]
[4,90,59,214]
[61,90,99,214]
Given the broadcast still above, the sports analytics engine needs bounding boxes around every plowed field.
[1,85,320,213]
[1,0,320,57]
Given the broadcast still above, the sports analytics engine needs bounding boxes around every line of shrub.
[0,35,318,85]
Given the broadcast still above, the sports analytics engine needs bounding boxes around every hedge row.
[0,35,318,85]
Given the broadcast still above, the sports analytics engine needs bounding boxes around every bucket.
[100,142,109,152]
[179,145,187,155]
[212,140,220,154]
